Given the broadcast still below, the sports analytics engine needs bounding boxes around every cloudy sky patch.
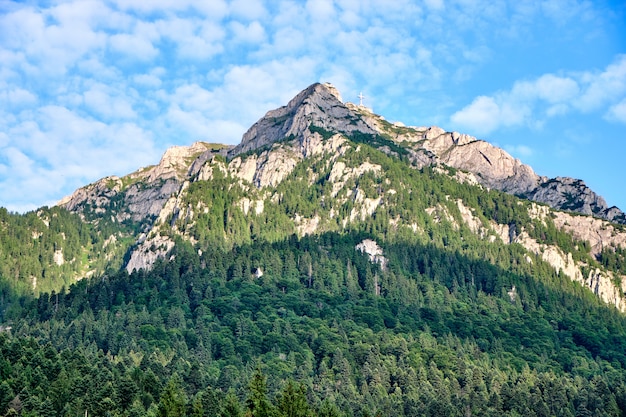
[0,0,625,213]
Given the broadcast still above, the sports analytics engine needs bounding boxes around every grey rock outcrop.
[526,177,625,223]
[436,137,541,196]
[58,142,224,223]
[373,117,623,223]
[228,82,376,157]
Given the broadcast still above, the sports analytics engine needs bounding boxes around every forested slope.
[2,229,626,416]
[0,206,132,311]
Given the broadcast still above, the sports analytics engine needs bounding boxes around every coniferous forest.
[1,123,626,416]
[1,229,626,416]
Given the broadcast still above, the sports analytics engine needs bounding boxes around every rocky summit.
[60,82,625,225]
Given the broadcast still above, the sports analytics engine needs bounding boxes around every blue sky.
[0,0,625,213]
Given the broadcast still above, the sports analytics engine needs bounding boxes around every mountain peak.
[228,82,375,157]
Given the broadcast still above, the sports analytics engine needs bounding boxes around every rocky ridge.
[356,108,625,224]
[231,84,623,223]
[58,142,230,223]
[59,83,624,226]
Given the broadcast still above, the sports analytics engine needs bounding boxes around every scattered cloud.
[607,99,626,124]
[306,0,336,21]
[83,85,137,120]
[0,87,38,108]
[0,0,624,211]
[424,0,445,12]
[576,55,626,112]
[504,144,534,159]
[230,0,267,21]
[451,96,528,136]
[451,56,626,135]
[230,21,267,44]
[109,33,159,61]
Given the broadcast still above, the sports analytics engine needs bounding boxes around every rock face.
[58,142,229,223]
[373,118,624,223]
[126,233,176,272]
[550,210,626,257]
[356,239,387,270]
[229,82,376,157]
[526,177,625,223]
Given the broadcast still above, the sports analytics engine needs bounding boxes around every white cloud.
[336,0,363,27]
[230,0,267,20]
[230,21,267,44]
[110,0,228,17]
[424,0,445,11]
[153,18,225,60]
[0,87,37,107]
[133,73,163,88]
[83,86,137,120]
[166,104,236,142]
[451,56,626,134]
[450,95,529,135]
[529,74,579,103]
[576,55,626,112]
[170,84,216,113]
[1,147,34,177]
[265,26,306,55]
[0,4,108,76]
[109,33,159,61]
[306,0,336,20]
[607,99,626,124]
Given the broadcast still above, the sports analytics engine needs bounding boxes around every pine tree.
[221,391,242,417]
[277,381,310,417]
[246,368,275,417]
[158,376,187,417]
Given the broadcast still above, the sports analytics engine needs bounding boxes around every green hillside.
[0,206,133,305]
[2,231,626,416]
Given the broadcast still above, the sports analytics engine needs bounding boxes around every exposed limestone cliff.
[126,233,176,272]
[551,210,626,256]
[356,239,387,271]
[228,83,375,157]
[366,110,624,223]
[229,132,348,189]
[447,198,626,311]
[58,142,222,222]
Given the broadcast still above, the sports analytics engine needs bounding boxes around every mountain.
[53,82,626,311]
[1,82,626,417]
